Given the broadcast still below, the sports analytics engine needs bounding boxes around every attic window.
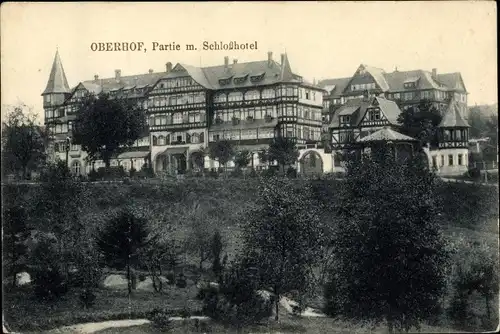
[250,72,265,83]
[234,74,249,85]
[219,76,232,86]
[340,116,351,124]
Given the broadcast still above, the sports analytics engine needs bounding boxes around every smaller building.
[327,95,471,176]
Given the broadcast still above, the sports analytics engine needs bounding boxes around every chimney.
[94,74,99,81]
[233,59,238,65]
[115,69,121,81]
[149,69,154,74]
[432,68,437,79]
[224,56,229,70]
[267,51,273,67]
[166,62,172,73]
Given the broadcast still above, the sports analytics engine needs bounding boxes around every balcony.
[149,121,207,132]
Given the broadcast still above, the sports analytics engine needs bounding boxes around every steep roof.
[318,77,351,97]
[383,70,442,91]
[42,50,70,95]
[321,65,466,95]
[372,97,401,124]
[436,72,467,92]
[200,58,297,90]
[439,100,470,128]
[329,96,402,128]
[358,127,417,142]
[363,65,390,91]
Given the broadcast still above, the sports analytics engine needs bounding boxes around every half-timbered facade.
[42,50,325,175]
[319,64,469,127]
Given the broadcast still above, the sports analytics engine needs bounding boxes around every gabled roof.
[322,65,467,94]
[318,77,351,97]
[372,97,401,124]
[362,65,390,91]
[439,100,470,128]
[384,70,441,91]
[329,97,403,128]
[436,72,467,93]
[358,127,417,142]
[42,50,70,95]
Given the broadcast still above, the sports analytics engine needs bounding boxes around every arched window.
[245,90,259,100]
[71,160,81,176]
[214,93,227,103]
[152,136,158,146]
[228,92,243,102]
[191,133,200,143]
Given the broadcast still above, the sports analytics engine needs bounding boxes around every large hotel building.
[42,52,470,176]
[42,50,327,176]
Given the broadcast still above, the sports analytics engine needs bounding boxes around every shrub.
[32,268,68,301]
[150,309,174,332]
[200,260,273,328]
[79,288,97,309]
[286,167,297,178]
[176,273,187,288]
[467,167,481,180]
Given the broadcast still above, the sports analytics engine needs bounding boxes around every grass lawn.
[93,314,461,334]
[3,284,202,333]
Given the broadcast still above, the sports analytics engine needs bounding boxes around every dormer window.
[340,115,351,124]
[250,72,265,83]
[233,74,249,85]
[219,78,231,86]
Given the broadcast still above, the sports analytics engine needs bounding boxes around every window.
[448,155,454,166]
[71,160,81,176]
[440,155,445,167]
[214,93,226,103]
[305,91,310,99]
[228,92,243,102]
[173,113,182,124]
[369,109,381,121]
[262,88,275,99]
[245,90,259,100]
[432,156,437,169]
[403,92,413,100]
[340,115,351,124]
[213,134,220,141]
[158,136,166,146]
[71,144,79,151]
[393,93,400,100]
[458,154,463,166]
[444,130,451,141]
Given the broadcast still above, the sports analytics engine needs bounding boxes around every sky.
[1,1,497,123]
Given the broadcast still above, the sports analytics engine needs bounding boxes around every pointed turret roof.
[280,53,294,82]
[439,100,470,128]
[42,50,70,95]
[358,127,417,143]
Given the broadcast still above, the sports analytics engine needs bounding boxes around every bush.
[32,268,68,301]
[176,273,187,288]
[149,309,174,332]
[129,167,137,177]
[260,168,276,178]
[200,261,272,328]
[286,167,297,178]
[79,288,97,309]
[467,167,481,180]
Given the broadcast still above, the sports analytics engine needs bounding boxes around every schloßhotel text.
[90,41,258,52]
